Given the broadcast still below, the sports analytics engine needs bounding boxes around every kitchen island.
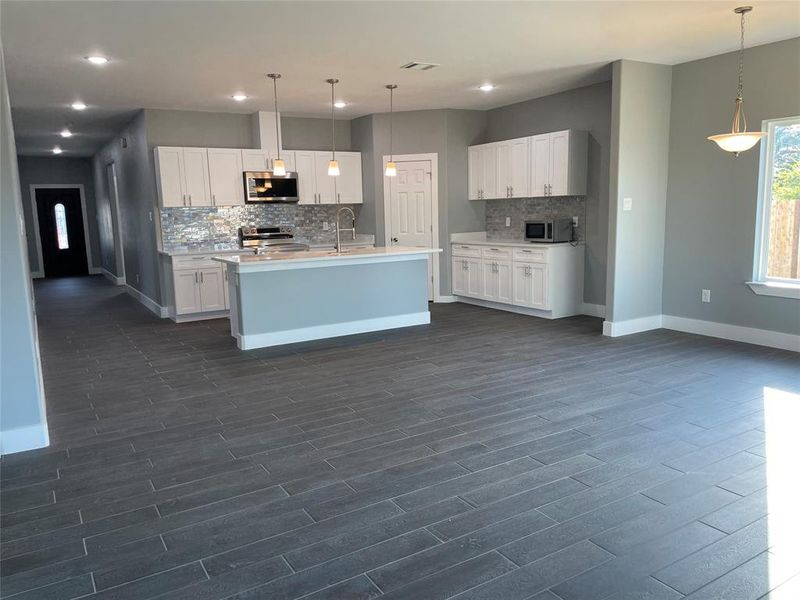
[214,247,441,350]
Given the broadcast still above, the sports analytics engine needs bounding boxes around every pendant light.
[326,78,340,176]
[385,84,398,177]
[266,73,286,176]
[707,6,766,156]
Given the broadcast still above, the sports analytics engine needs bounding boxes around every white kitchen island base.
[214,247,440,350]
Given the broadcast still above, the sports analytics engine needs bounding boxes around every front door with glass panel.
[35,188,88,277]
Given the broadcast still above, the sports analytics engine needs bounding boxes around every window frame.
[748,115,800,300]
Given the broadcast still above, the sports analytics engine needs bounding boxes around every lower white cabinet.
[451,242,583,318]
[168,256,232,320]
[174,270,202,314]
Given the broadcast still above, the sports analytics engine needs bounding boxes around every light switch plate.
[322,221,329,231]
[505,217,511,227]
[701,289,711,303]
[623,197,633,211]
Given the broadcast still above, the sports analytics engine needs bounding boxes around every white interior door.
[388,160,434,300]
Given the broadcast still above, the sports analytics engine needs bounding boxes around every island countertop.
[213,246,441,272]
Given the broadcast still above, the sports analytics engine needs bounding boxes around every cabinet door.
[207,148,244,206]
[529,263,548,309]
[530,134,551,198]
[468,146,483,200]
[155,147,186,207]
[223,266,230,310]
[509,138,530,198]
[242,149,270,172]
[198,268,226,312]
[174,270,200,315]
[452,257,468,296]
[496,141,512,198]
[482,144,499,200]
[182,148,211,206]
[314,151,337,204]
[294,151,317,204]
[465,257,482,297]
[496,260,512,304]
[549,130,569,196]
[512,263,532,306]
[335,153,363,204]
[481,260,498,301]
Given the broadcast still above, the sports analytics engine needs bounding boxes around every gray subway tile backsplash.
[160,205,358,251]
[485,196,585,241]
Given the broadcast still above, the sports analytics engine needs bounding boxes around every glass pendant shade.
[385,161,397,177]
[272,158,286,176]
[385,84,398,177]
[328,160,340,177]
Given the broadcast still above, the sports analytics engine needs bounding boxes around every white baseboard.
[30,270,44,279]
[455,296,559,319]
[89,267,101,275]
[174,311,229,323]
[662,315,800,353]
[581,303,606,318]
[603,315,663,337]
[101,268,125,286]
[238,311,431,350]
[0,422,50,455]
[435,295,458,303]
[125,285,168,318]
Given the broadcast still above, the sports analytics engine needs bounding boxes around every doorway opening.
[105,162,126,284]
[382,153,440,301]
[31,186,93,278]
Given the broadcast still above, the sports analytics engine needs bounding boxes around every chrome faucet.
[334,206,356,253]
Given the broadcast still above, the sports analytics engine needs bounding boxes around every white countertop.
[214,246,441,271]
[451,239,579,248]
[160,247,255,257]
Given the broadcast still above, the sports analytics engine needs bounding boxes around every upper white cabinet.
[207,148,244,206]
[468,129,587,200]
[156,146,363,208]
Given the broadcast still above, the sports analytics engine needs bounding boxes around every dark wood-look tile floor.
[2,276,799,600]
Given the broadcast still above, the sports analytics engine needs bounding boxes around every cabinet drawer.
[451,244,482,258]
[173,256,220,270]
[481,246,512,260]
[512,247,547,263]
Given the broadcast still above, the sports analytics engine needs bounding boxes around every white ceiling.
[2,1,798,156]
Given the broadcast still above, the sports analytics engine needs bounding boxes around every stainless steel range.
[238,226,309,255]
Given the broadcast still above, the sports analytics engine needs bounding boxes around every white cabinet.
[183,148,211,206]
[270,151,296,173]
[512,261,548,309]
[335,152,363,204]
[174,270,201,314]
[314,151,337,204]
[529,130,587,197]
[468,143,499,200]
[451,242,582,318]
[548,130,570,196]
[155,147,186,207]
[241,149,270,172]
[199,268,226,311]
[207,148,244,206]
[530,134,551,198]
[294,151,317,205]
[497,138,529,199]
[170,258,229,318]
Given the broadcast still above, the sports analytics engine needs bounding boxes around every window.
[750,117,800,299]
[54,203,69,249]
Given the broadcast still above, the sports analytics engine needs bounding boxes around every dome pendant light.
[267,73,286,176]
[707,6,766,156]
[327,78,340,176]
[385,84,398,177]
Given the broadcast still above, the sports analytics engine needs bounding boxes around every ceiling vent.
[400,61,439,71]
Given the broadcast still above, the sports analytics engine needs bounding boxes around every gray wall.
[485,82,611,306]
[663,37,800,335]
[145,109,253,148]
[94,110,163,303]
[606,60,672,323]
[281,116,351,151]
[352,109,487,296]
[1,42,48,454]
[17,156,100,275]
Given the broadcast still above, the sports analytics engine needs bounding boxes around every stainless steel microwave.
[243,171,299,203]
[524,219,573,243]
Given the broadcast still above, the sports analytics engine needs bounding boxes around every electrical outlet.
[701,289,711,303]
[136,274,140,284]
[322,221,329,231]
[572,216,578,227]
[505,217,511,227]
[623,197,633,211]
[148,211,153,222]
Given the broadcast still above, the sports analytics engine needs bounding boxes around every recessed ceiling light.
[232,93,248,102]
[60,128,73,138]
[479,84,496,92]
[71,101,87,111]
[85,55,109,65]
[334,101,347,109]
[52,146,63,154]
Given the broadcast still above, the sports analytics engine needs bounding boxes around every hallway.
[1,276,799,599]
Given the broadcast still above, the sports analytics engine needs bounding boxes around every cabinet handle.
[490,248,500,251]
[194,272,198,283]
[200,271,204,283]
[510,186,513,197]
[212,194,216,205]
[337,193,341,203]
[224,270,228,281]
[188,194,192,203]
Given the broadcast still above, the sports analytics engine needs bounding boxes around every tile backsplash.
[485,196,585,241]
[160,205,358,251]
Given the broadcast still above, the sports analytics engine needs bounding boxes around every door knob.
[392,237,399,243]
